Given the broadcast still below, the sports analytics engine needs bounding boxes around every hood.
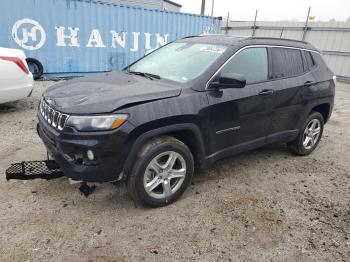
[43,72,182,114]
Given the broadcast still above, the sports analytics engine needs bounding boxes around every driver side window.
[221,47,268,84]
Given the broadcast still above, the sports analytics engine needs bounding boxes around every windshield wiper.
[128,70,161,80]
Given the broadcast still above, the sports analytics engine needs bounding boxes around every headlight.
[66,114,128,131]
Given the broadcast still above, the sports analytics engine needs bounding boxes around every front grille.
[39,98,69,131]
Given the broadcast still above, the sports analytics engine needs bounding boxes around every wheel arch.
[294,100,332,134]
[123,123,206,176]
[311,103,331,123]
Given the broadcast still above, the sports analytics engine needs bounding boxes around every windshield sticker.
[200,46,225,54]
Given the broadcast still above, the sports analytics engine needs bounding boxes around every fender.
[123,123,206,175]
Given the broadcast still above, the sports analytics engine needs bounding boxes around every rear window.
[304,51,316,70]
[271,47,304,79]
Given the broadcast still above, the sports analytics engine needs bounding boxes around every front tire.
[127,136,194,207]
[288,111,324,155]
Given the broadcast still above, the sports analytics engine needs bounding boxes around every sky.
[175,0,350,22]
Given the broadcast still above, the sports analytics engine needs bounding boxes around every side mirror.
[210,73,246,89]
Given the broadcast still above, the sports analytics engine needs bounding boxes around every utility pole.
[252,9,258,36]
[211,0,215,17]
[225,11,230,35]
[201,0,206,15]
[302,7,311,41]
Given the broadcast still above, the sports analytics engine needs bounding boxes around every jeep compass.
[37,36,335,207]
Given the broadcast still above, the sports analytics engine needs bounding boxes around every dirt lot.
[0,81,349,262]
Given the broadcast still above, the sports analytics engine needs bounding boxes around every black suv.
[37,36,335,207]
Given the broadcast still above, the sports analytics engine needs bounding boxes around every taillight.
[0,56,29,74]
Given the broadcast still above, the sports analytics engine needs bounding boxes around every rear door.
[266,46,312,142]
[206,47,274,156]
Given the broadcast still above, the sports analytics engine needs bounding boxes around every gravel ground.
[0,81,349,262]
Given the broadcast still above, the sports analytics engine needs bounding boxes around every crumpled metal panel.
[0,0,219,75]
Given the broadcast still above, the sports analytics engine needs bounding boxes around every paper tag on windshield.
[200,46,225,54]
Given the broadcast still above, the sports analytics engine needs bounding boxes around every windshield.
[128,42,227,83]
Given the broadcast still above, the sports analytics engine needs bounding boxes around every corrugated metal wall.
[0,0,219,75]
[94,0,163,10]
[95,0,181,12]
[221,20,350,82]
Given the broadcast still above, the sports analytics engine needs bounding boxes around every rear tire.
[288,111,324,155]
[127,136,194,207]
[26,58,43,80]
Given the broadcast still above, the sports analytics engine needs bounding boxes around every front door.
[206,47,274,157]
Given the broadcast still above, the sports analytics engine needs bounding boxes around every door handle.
[259,89,274,96]
[304,81,314,87]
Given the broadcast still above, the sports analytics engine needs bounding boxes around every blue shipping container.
[0,0,220,75]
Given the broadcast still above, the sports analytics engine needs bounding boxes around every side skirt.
[202,137,266,167]
[201,129,299,168]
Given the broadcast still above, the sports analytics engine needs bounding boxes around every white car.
[0,47,34,104]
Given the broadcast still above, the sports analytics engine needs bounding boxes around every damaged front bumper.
[36,113,131,182]
[6,160,64,180]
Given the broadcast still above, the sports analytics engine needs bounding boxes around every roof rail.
[182,34,227,38]
[246,36,309,45]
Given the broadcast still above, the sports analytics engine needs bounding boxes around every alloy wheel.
[143,151,187,199]
[302,118,321,150]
